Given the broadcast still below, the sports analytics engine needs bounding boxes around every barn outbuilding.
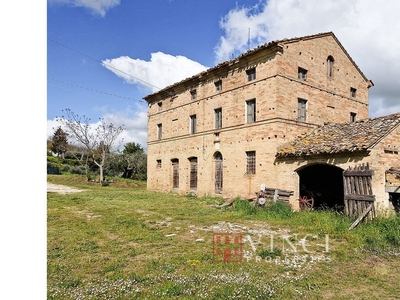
[275,112,400,217]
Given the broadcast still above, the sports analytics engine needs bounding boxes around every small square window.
[350,87,357,98]
[190,89,197,100]
[246,68,256,81]
[214,80,222,91]
[156,159,162,168]
[298,67,308,80]
[350,112,357,122]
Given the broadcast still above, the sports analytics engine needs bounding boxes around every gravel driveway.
[47,183,84,194]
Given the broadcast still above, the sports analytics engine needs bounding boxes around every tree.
[51,126,69,159]
[123,142,144,155]
[57,108,124,182]
[104,143,147,179]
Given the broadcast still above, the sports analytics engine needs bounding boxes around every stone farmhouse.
[144,32,399,216]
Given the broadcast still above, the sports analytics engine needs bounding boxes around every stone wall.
[146,34,373,201]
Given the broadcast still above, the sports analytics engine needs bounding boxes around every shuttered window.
[214,108,222,129]
[246,99,256,123]
[172,159,179,189]
[189,157,198,191]
[297,99,307,122]
[190,115,197,134]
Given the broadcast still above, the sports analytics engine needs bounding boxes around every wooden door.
[343,163,375,226]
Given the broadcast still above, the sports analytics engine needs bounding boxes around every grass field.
[47,175,400,299]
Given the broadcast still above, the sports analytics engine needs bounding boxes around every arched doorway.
[297,163,344,210]
[214,152,223,194]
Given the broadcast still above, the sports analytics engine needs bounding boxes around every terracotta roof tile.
[276,112,400,158]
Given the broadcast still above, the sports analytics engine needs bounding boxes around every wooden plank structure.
[343,163,376,229]
[255,188,293,208]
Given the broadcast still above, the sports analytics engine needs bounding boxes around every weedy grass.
[48,175,400,299]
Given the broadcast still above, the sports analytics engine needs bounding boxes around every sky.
[46,0,400,153]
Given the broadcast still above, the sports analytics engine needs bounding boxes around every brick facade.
[144,32,374,203]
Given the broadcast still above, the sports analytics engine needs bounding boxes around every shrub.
[61,165,86,175]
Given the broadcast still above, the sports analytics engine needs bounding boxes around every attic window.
[327,56,335,77]
[157,102,162,111]
[350,87,357,98]
[214,80,222,91]
[246,68,256,81]
[190,89,197,100]
[298,67,308,80]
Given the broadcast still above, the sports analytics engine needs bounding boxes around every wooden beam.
[349,204,373,230]
[343,170,374,176]
[344,194,375,201]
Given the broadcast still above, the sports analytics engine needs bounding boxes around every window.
[246,99,256,123]
[214,152,223,193]
[190,115,197,134]
[190,89,197,100]
[327,56,334,77]
[297,99,307,122]
[298,67,308,80]
[157,123,162,140]
[214,80,222,91]
[156,159,162,168]
[246,68,256,81]
[171,159,179,189]
[350,87,357,98]
[189,157,198,191]
[246,151,256,175]
[157,102,162,111]
[350,112,357,122]
[214,108,222,129]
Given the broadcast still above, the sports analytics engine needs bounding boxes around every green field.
[47,175,400,299]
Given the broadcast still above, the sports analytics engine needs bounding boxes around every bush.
[61,165,87,175]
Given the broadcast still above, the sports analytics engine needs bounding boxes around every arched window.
[213,152,223,194]
[327,56,334,77]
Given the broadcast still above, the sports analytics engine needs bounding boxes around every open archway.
[297,163,344,210]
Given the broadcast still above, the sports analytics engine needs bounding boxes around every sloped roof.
[144,31,372,101]
[386,167,400,177]
[276,112,400,158]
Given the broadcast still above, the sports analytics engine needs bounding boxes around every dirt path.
[47,183,84,194]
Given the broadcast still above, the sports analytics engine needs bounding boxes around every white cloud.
[49,0,120,17]
[102,52,208,94]
[215,0,400,117]
[47,107,148,152]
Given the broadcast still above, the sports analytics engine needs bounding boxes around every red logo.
[212,232,242,262]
